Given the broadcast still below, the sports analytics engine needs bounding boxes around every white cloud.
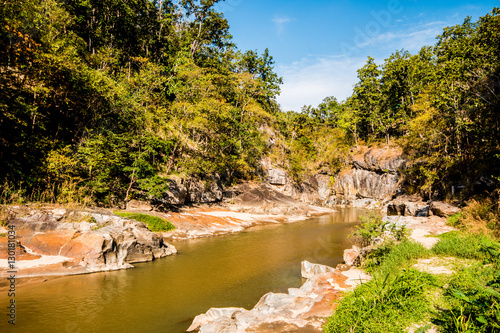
[272,16,292,35]
[356,21,447,50]
[275,21,451,112]
[276,56,366,111]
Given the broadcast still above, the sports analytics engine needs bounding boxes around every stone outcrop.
[4,208,176,277]
[188,262,371,333]
[163,176,188,205]
[225,183,333,218]
[429,201,460,217]
[267,168,288,185]
[386,195,429,217]
[330,147,405,204]
[153,175,224,206]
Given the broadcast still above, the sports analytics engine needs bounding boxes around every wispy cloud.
[272,16,292,35]
[276,21,452,111]
[277,56,366,111]
[356,21,447,50]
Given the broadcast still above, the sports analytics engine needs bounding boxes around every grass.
[113,211,175,232]
[432,231,494,260]
[324,207,500,333]
[325,267,437,333]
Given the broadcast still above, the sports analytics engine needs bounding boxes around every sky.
[215,0,499,111]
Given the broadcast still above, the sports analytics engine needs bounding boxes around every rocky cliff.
[260,146,406,208]
[330,147,405,204]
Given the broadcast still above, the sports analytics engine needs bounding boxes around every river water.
[1,207,369,333]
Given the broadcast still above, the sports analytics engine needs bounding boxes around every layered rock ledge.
[187,261,371,333]
[0,207,177,279]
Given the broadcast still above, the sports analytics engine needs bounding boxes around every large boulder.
[343,245,360,267]
[187,175,223,203]
[162,176,188,205]
[386,195,429,217]
[267,168,288,185]
[301,260,336,279]
[430,201,460,217]
[11,209,177,272]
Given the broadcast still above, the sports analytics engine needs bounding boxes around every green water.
[1,208,368,333]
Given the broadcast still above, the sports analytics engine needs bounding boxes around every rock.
[332,168,399,202]
[301,260,336,279]
[343,245,360,266]
[163,176,188,205]
[387,201,406,216]
[387,195,429,217]
[430,201,460,217]
[352,147,406,174]
[267,168,288,185]
[189,263,371,332]
[10,210,177,274]
[187,308,247,332]
[269,207,282,215]
[187,175,223,203]
[336,264,350,271]
[126,200,152,211]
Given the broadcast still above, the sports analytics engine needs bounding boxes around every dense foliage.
[1,2,498,205]
[325,213,500,333]
[0,0,282,205]
[294,8,500,200]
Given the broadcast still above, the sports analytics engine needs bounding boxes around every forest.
[0,0,499,206]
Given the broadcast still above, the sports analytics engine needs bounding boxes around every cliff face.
[261,147,406,207]
[330,147,405,204]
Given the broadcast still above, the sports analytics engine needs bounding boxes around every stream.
[1,207,369,333]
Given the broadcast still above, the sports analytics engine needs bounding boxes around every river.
[1,207,369,333]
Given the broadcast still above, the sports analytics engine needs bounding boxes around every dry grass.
[448,199,500,238]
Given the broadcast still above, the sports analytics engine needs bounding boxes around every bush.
[447,199,500,237]
[350,214,389,247]
[113,211,175,232]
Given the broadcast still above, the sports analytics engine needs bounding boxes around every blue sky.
[215,0,499,111]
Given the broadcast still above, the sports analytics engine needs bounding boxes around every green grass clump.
[366,239,430,276]
[432,231,495,260]
[113,211,175,232]
[325,240,434,333]
[325,268,436,333]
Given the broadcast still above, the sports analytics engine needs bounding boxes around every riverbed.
[0,207,369,333]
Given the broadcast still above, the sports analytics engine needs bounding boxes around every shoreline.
[0,201,336,291]
[187,213,455,332]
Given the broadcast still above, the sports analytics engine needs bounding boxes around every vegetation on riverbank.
[325,203,500,333]
[113,211,175,232]
[1,2,498,206]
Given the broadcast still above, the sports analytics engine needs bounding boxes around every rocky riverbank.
[0,183,335,285]
[187,209,458,333]
[0,207,177,285]
[187,262,371,332]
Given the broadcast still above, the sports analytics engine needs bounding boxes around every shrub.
[350,214,389,247]
[113,211,175,232]
[447,199,500,237]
